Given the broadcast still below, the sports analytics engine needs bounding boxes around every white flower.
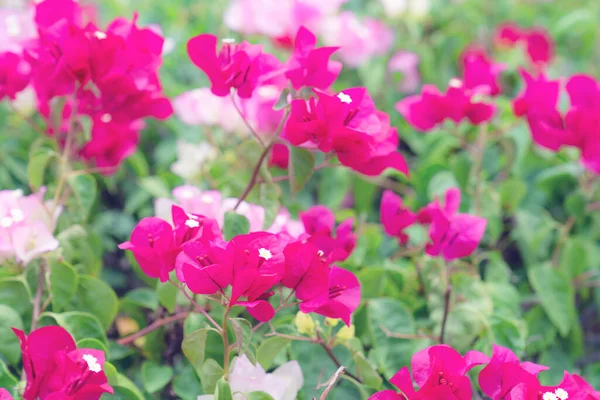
[171,141,217,181]
[197,355,303,400]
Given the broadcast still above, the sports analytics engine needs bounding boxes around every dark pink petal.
[237,300,275,322]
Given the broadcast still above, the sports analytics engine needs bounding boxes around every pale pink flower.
[388,51,420,93]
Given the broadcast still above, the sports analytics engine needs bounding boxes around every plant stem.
[380,325,439,341]
[231,93,265,147]
[318,366,345,400]
[222,308,231,378]
[440,284,452,344]
[117,311,190,345]
[172,281,222,333]
[316,331,361,383]
[551,216,576,268]
[31,261,46,330]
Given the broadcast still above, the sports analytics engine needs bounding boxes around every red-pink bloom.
[282,241,329,302]
[177,241,231,295]
[0,389,12,400]
[539,373,600,400]
[397,80,496,132]
[461,48,505,96]
[380,190,416,244]
[13,326,113,400]
[478,344,548,400]
[285,26,341,90]
[0,51,31,100]
[187,34,278,99]
[79,117,141,170]
[299,205,356,262]
[269,143,290,169]
[418,188,487,261]
[299,266,360,325]
[118,217,179,282]
[370,345,486,400]
[495,22,554,66]
[512,69,560,118]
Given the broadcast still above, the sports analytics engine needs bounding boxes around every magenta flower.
[269,143,290,169]
[282,241,329,303]
[187,34,278,99]
[285,26,341,90]
[0,51,30,100]
[299,205,356,262]
[461,48,505,96]
[418,187,487,261]
[540,373,600,400]
[177,241,231,295]
[512,69,560,118]
[13,326,113,400]
[380,190,416,244]
[300,266,360,325]
[0,389,12,400]
[478,344,548,399]
[79,117,141,170]
[495,22,554,66]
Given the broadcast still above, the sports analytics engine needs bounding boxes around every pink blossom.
[282,241,329,302]
[0,189,60,266]
[495,22,554,66]
[0,389,12,400]
[299,205,356,262]
[418,188,487,261]
[177,240,231,294]
[0,51,30,100]
[320,12,393,68]
[388,50,420,93]
[380,190,416,244]
[0,7,37,52]
[285,26,341,90]
[269,143,290,169]
[173,88,246,133]
[13,326,113,400]
[461,48,505,96]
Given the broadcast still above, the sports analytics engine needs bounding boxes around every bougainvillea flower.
[269,143,290,169]
[13,326,113,400]
[537,372,600,400]
[285,26,341,90]
[299,205,357,262]
[0,51,31,100]
[0,389,12,400]
[495,22,554,66]
[320,12,393,68]
[177,241,231,294]
[397,80,496,132]
[118,217,179,282]
[282,241,329,302]
[300,266,360,325]
[380,190,416,244]
[173,88,245,133]
[388,50,420,93]
[512,69,560,117]
[171,205,222,246]
[461,48,505,96]
[187,34,278,98]
[478,344,548,399]
[418,188,487,261]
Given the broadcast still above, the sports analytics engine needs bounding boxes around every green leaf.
[142,360,174,394]
[229,317,253,355]
[182,328,210,375]
[354,352,382,389]
[39,311,107,346]
[0,305,24,364]
[0,359,18,390]
[111,373,145,400]
[50,261,78,312]
[257,337,290,370]
[288,147,316,195]
[214,377,233,400]
[67,174,97,221]
[125,288,159,311]
[223,211,250,241]
[76,338,107,353]
[247,392,275,400]
[319,167,351,209]
[27,150,54,189]
[528,262,577,337]
[199,358,224,394]
[0,277,31,316]
[139,176,171,198]
[172,361,203,400]
[157,281,178,314]
[73,276,119,329]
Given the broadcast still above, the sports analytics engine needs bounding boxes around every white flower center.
[10,208,24,222]
[543,393,558,400]
[185,219,200,228]
[258,248,273,260]
[317,250,324,257]
[100,113,112,123]
[82,354,102,373]
[0,216,13,228]
[337,92,352,104]
[222,38,236,44]
[554,389,568,400]
[449,78,463,88]
[94,31,107,40]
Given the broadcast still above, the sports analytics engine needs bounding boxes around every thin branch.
[380,325,439,341]
[231,93,265,147]
[117,311,190,345]
[318,366,346,400]
[31,261,46,330]
[172,281,222,333]
[551,217,576,268]
[440,285,452,344]
[316,332,361,383]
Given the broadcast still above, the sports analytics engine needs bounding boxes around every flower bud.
[295,312,316,336]
[335,324,355,343]
[325,318,340,327]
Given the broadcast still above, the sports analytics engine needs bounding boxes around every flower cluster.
[121,196,360,323]
[11,326,113,400]
[495,22,554,66]
[0,0,172,172]
[0,189,60,266]
[381,187,487,261]
[370,344,600,400]
[397,48,502,131]
[514,71,600,174]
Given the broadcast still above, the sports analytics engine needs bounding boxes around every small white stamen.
[317,250,324,257]
[100,113,112,123]
[0,216,13,228]
[554,389,568,400]
[258,248,273,260]
[82,354,102,373]
[449,78,463,88]
[201,194,214,204]
[94,31,107,40]
[337,92,352,104]
[10,209,24,222]
[185,219,200,228]
[187,213,199,220]
[543,393,558,400]
[222,38,236,44]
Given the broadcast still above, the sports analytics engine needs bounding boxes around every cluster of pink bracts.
[370,344,600,400]
[120,203,359,323]
[0,0,172,170]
